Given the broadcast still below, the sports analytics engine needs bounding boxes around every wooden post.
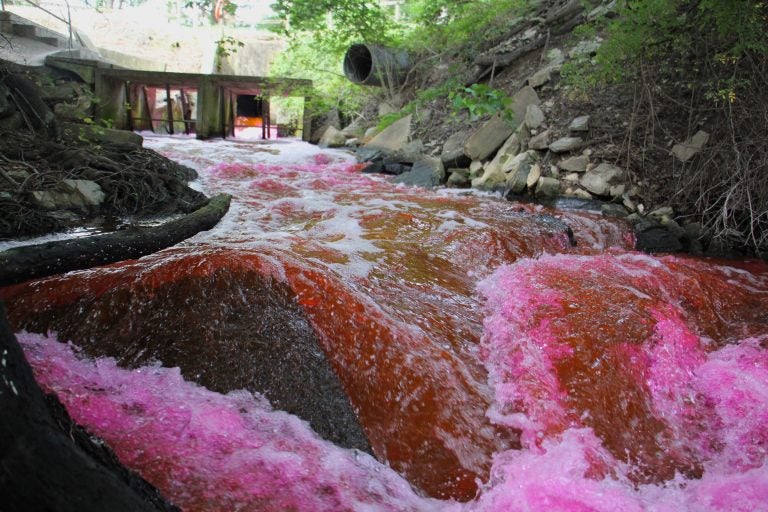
[165,84,174,135]
[179,88,190,135]
[141,86,154,133]
[124,81,134,132]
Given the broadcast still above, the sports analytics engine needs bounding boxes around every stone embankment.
[312,0,713,255]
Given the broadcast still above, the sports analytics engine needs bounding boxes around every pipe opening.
[343,44,374,84]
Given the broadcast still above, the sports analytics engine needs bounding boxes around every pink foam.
[19,332,440,512]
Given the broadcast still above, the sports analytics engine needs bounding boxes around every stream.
[2,135,767,511]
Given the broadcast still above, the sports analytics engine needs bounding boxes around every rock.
[341,117,367,138]
[59,123,143,148]
[649,206,674,218]
[528,67,552,88]
[564,187,594,200]
[39,82,85,103]
[31,179,106,211]
[469,160,484,179]
[601,203,628,218]
[0,111,23,131]
[559,155,589,172]
[609,184,625,198]
[563,172,580,182]
[549,136,583,153]
[526,163,542,189]
[623,195,637,212]
[482,132,522,178]
[547,48,566,67]
[511,86,541,124]
[635,220,684,253]
[569,37,602,58]
[504,152,534,194]
[464,114,515,161]
[53,94,93,122]
[345,138,360,148]
[363,126,379,139]
[378,101,398,117]
[61,179,106,207]
[528,129,551,150]
[364,115,411,152]
[548,165,560,178]
[671,130,709,162]
[524,104,545,130]
[440,130,472,168]
[535,177,560,198]
[580,163,625,196]
[447,169,470,188]
[569,115,590,132]
[318,126,347,148]
[393,155,445,188]
[383,163,412,175]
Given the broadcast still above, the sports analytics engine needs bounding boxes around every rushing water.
[2,136,768,511]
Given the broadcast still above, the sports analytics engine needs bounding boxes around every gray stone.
[549,137,583,153]
[464,114,515,161]
[469,160,484,179]
[341,117,367,138]
[601,203,629,218]
[504,152,534,194]
[547,48,565,67]
[569,38,603,58]
[671,130,709,162]
[580,163,625,196]
[53,95,93,121]
[482,132,522,178]
[61,179,106,207]
[535,177,560,198]
[563,172,580,183]
[528,129,551,150]
[528,67,552,88]
[59,123,143,147]
[318,126,347,148]
[564,187,593,200]
[440,130,471,167]
[559,155,589,172]
[649,206,674,218]
[526,163,542,189]
[364,114,412,153]
[363,126,379,139]
[393,155,445,188]
[524,104,545,130]
[447,170,470,188]
[609,184,625,198]
[511,86,541,125]
[569,115,590,132]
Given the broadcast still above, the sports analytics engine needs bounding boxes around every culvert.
[343,43,410,87]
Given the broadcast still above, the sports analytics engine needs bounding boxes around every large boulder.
[580,163,625,196]
[440,130,471,168]
[511,86,541,124]
[318,126,347,148]
[357,115,412,162]
[393,155,445,188]
[464,114,515,161]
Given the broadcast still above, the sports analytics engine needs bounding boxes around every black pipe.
[343,43,410,87]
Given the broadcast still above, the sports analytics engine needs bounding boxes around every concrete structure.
[2,10,313,141]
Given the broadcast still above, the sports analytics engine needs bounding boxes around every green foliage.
[567,0,768,88]
[269,36,370,121]
[449,84,513,122]
[271,0,395,52]
[400,0,528,51]
[214,35,245,72]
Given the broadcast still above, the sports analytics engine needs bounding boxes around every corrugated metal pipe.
[343,44,410,87]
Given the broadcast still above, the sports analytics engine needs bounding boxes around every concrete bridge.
[50,55,313,141]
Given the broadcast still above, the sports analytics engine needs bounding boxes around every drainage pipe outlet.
[343,44,410,87]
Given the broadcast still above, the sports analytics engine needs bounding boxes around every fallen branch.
[0,194,231,287]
